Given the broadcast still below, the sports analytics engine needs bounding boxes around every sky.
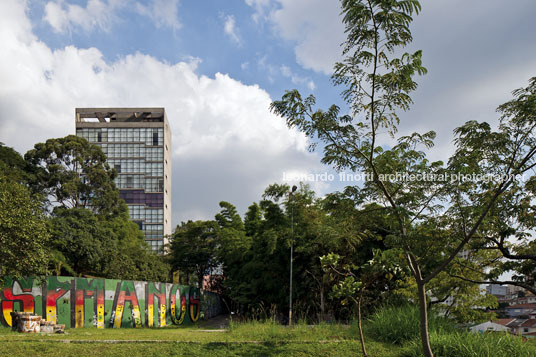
[1,0,536,227]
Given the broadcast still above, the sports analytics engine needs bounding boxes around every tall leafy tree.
[49,203,169,281]
[0,144,50,280]
[215,202,251,300]
[0,175,50,280]
[444,79,536,297]
[0,143,28,183]
[105,209,170,282]
[170,220,219,286]
[271,1,536,355]
[50,207,111,275]
[213,184,397,321]
[25,135,119,215]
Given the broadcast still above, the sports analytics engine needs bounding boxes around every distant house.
[516,296,536,305]
[494,318,516,327]
[507,319,527,335]
[490,317,536,336]
[470,321,509,333]
[524,332,536,339]
[504,303,536,317]
[518,319,536,335]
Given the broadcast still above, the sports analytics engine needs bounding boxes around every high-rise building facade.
[75,108,171,251]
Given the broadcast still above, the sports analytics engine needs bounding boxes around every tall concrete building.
[75,108,171,251]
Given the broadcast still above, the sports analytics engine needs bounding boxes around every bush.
[402,331,536,357]
[366,305,456,344]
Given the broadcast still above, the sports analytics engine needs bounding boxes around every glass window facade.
[76,126,166,252]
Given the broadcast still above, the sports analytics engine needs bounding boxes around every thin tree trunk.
[417,281,434,357]
[357,288,368,357]
[320,286,325,322]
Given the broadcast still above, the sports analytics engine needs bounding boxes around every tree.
[322,249,406,357]
[105,211,170,282]
[49,207,114,276]
[271,1,536,355]
[0,143,28,183]
[170,220,219,286]
[49,203,169,281]
[442,79,536,298]
[25,135,119,216]
[0,175,50,280]
[215,202,251,300]
[214,183,394,322]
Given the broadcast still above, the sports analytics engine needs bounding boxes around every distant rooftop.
[505,303,536,309]
[76,108,165,123]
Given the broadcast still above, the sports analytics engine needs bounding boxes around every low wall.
[0,276,223,328]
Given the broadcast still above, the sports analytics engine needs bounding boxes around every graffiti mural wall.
[0,276,223,328]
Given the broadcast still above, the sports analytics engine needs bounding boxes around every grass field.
[3,309,536,357]
[0,320,402,357]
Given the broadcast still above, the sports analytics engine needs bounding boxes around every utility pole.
[289,185,297,327]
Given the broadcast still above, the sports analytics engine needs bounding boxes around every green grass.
[3,309,536,356]
[366,304,457,344]
[0,340,397,357]
[0,323,402,357]
[401,331,536,357]
[365,305,536,357]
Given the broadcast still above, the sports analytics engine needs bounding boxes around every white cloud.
[135,0,181,31]
[257,55,277,83]
[43,0,126,33]
[245,0,271,23]
[280,64,315,91]
[246,0,345,75]
[222,14,241,45]
[271,0,345,75]
[43,0,181,33]
[0,0,320,223]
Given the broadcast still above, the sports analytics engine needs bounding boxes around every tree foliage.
[25,135,120,216]
[0,175,50,280]
[270,1,536,356]
[170,220,219,285]
[167,183,406,322]
[0,139,169,282]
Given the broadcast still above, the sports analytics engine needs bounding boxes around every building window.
[153,130,158,146]
[114,164,121,173]
[97,131,102,142]
[126,176,133,188]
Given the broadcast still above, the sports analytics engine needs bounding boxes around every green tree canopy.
[25,135,119,216]
[0,175,50,280]
[270,1,536,355]
[170,220,219,286]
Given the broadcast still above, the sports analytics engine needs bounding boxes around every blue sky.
[27,0,340,106]
[1,0,536,226]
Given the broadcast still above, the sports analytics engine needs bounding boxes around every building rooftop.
[493,318,516,326]
[506,319,527,327]
[76,108,165,123]
[520,319,536,327]
[505,303,536,309]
